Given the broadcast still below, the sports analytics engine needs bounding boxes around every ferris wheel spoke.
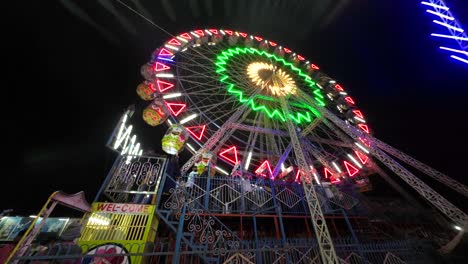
[180,103,252,175]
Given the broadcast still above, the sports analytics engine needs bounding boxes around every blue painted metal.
[268,180,287,244]
[253,216,261,264]
[172,204,186,264]
[155,159,170,207]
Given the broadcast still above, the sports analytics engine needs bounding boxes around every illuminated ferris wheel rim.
[142,28,373,183]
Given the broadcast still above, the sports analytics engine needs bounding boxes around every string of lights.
[421,1,468,64]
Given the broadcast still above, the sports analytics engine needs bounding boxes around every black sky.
[6,0,468,217]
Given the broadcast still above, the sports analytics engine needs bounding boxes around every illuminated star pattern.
[246,62,297,97]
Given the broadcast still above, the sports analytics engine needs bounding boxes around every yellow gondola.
[136,81,157,101]
[142,99,169,126]
[161,124,189,155]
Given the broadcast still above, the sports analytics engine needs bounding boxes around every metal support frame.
[373,137,468,198]
[173,204,187,264]
[272,118,324,178]
[370,160,424,208]
[268,180,287,244]
[279,97,339,263]
[297,89,468,228]
[425,0,468,52]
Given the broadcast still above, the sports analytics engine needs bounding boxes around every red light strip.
[269,41,277,47]
[297,55,305,61]
[224,30,233,35]
[283,47,292,53]
[158,48,174,57]
[254,36,263,41]
[156,80,174,92]
[209,29,219,34]
[358,124,370,134]
[185,125,206,141]
[343,161,359,177]
[153,62,171,72]
[295,169,304,182]
[179,32,192,40]
[219,146,239,165]
[255,160,273,178]
[334,84,344,91]
[194,30,204,37]
[354,150,369,164]
[344,96,355,105]
[358,137,371,147]
[311,64,320,70]
[324,167,334,179]
[331,178,341,184]
[167,38,182,46]
[165,102,186,116]
[353,110,364,119]
[239,32,247,38]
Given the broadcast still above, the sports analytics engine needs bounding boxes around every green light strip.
[215,47,326,124]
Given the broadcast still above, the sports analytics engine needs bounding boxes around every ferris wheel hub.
[246,62,296,97]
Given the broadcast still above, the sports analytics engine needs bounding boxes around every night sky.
[6,0,468,217]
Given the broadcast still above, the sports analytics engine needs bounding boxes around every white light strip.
[216,166,229,175]
[355,142,370,154]
[122,113,128,124]
[450,55,468,64]
[204,29,213,36]
[164,44,179,51]
[339,92,348,95]
[329,80,336,84]
[114,125,132,149]
[316,84,323,89]
[281,163,286,171]
[309,165,321,185]
[433,20,464,32]
[426,10,454,20]
[167,119,173,126]
[421,1,449,10]
[155,73,174,78]
[244,151,253,170]
[440,46,468,55]
[354,116,366,123]
[190,31,200,38]
[431,33,468,40]
[220,29,226,35]
[313,172,321,185]
[347,154,363,169]
[179,113,198,124]
[193,44,201,48]
[332,161,342,173]
[186,143,196,152]
[176,36,188,43]
[162,93,182,99]
[181,47,188,52]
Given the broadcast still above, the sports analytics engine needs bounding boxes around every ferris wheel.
[137,28,372,186]
[132,28,468,263]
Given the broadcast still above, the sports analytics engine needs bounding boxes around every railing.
[103,155,168,204]
[173,173,363,216]
[11,238,434,264]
